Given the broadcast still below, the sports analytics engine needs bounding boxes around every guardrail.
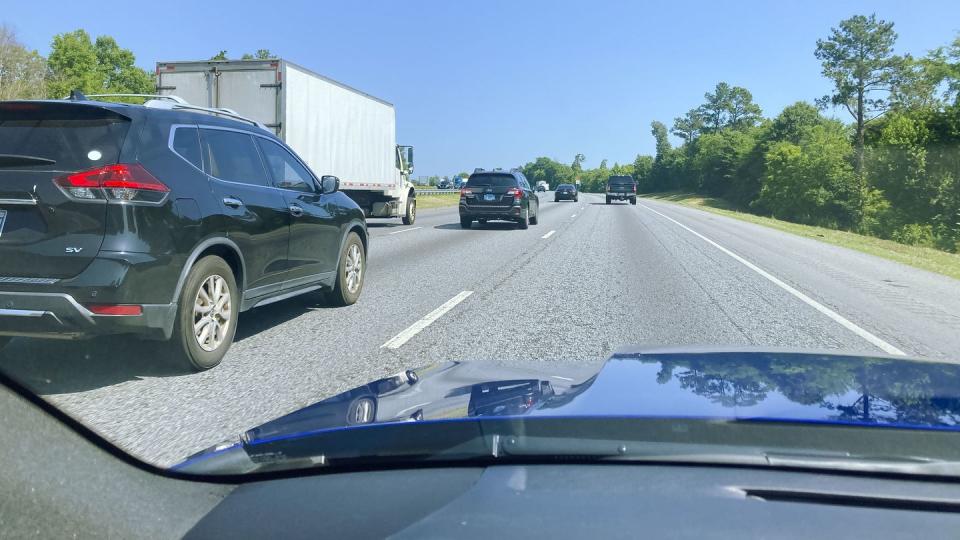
[416,189,460,195]
[416,188,555,195]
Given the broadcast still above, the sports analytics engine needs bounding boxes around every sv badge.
[65,247,83,253]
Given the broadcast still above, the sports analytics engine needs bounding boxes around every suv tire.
[530,203,539,225]
[460,216,472,229]
[518,212,530,229]
[329,232,365,307]
[170,255,238,371]
[402,198,417,225]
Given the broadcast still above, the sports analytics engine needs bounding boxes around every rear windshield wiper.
[0,154,56,167]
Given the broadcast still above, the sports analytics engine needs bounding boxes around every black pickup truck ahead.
[605,175,637,205]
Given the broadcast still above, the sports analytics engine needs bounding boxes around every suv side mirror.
[321,175,339,194]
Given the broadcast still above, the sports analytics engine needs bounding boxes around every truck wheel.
[606,196,611,204]
[169,255,238,371]
[329,232,365,307]
[630,197,637,205]
[402,198,416,225]
[460,216,472,228]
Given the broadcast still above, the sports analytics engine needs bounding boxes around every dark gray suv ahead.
[0,96,367,370]
[459,170,539,229]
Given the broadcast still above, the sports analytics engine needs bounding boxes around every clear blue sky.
[6,0,960,176]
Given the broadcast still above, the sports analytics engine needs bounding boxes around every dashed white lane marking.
[571,214,577,218]
[639,203,907,356]
[542,230,556,239]
[389,226,423,235]
[381,291,474,349]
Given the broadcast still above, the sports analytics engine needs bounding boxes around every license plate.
[484,194,496,201]
[0,210,6,238]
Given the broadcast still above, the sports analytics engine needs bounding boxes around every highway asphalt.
[2,192,958,467]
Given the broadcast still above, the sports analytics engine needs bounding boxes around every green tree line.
[524,14,960,253]
[0,23,276,100]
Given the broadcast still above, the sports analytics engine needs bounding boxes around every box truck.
[156,59,417,223]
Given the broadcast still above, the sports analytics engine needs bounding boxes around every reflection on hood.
[178,348,960,471]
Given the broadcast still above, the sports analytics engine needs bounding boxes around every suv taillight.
[54,163,169,204]
[506,187,522,202]
[460,187,472,196]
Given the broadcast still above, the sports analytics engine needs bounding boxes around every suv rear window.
[557,184,574,189]
[0,103,131,172]
[608,176,635,186]
[467,174,517,188]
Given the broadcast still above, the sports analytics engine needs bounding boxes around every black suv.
[459,170,539,229]
[605,175,637,204]
[554,183,578,202]
[0,97,367,370]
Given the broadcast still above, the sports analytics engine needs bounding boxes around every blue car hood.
[177,348,960,472]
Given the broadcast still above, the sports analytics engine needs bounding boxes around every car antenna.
[69,89,88,101]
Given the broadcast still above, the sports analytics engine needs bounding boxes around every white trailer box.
[156,59,416,223]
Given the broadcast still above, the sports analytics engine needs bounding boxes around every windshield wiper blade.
[0,154,56,167]
[497,436,960,476]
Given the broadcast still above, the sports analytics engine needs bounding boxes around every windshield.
[1,2,960,482]
[466,173,517,187]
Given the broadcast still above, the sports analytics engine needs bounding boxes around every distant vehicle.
[437,178,453,189]
[454,177,467,189]
[0,96,367,371]
[460,170,540,229]
[554,183,579,202]
[156,59,417,224]
[606,175,637,205]
[536,180,548,192]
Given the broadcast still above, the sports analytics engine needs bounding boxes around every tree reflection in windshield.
[648,354,960,427]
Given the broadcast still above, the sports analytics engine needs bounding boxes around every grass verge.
[643,192,960,281]
[416,193,460,210]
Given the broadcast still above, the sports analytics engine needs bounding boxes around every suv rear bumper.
[459,204,524,220]
[0,292,176,340]
[0,249,184,341]
[606,193,635,200]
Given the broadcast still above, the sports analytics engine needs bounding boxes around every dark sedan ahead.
[554,183,579,202]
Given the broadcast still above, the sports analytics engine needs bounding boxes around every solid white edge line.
[381,291,474,349]
[571,214,577,218]
[542,230,556,239]
[389,226,423,235]
[639,203,907,356]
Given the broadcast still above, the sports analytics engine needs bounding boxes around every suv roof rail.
[72,93,271,133]
[473,168,485,173]
[84,93,190,104]
[145,99,271,133]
